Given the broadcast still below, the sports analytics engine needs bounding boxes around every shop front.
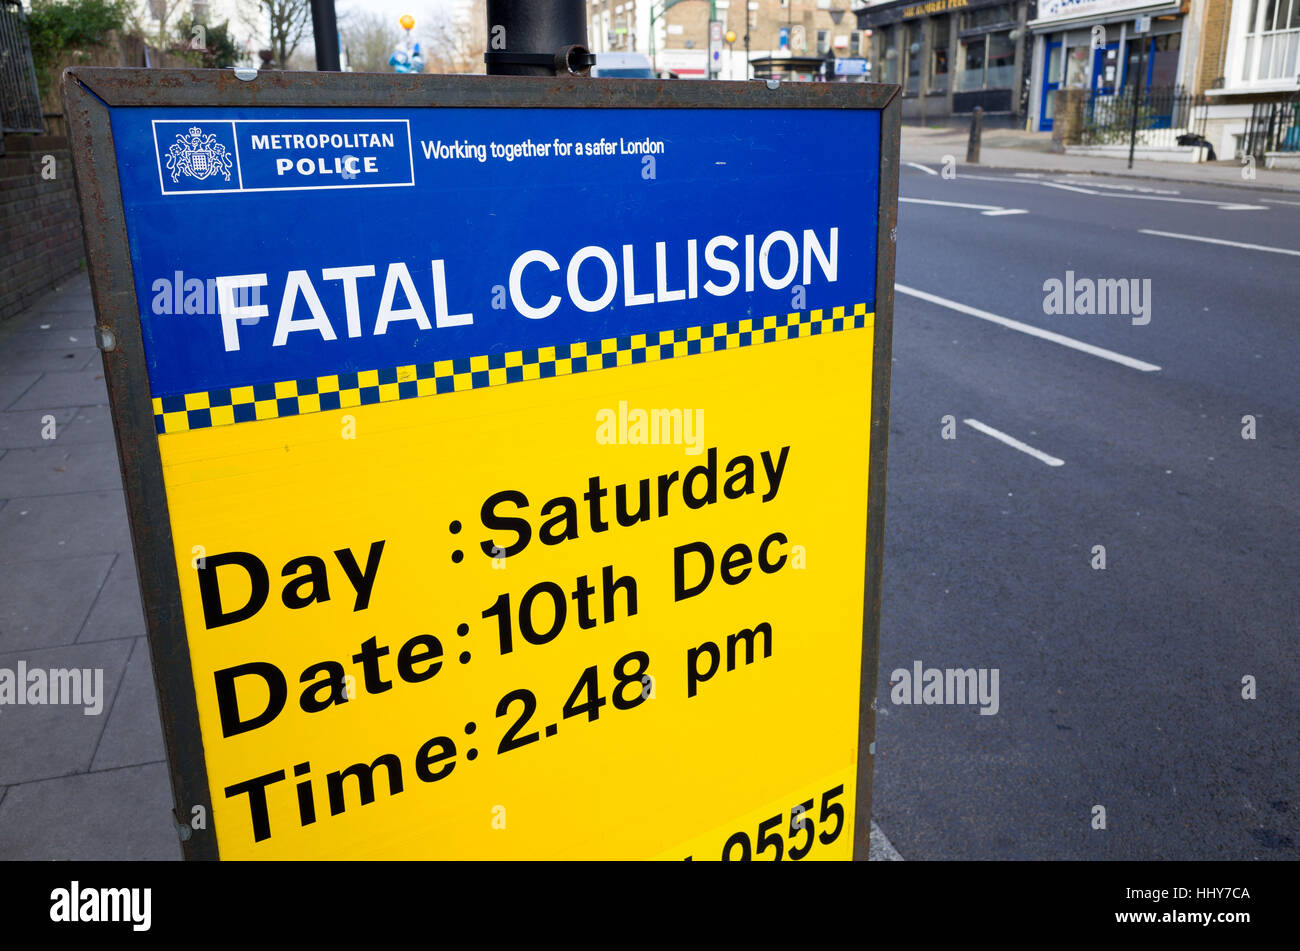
[1027,0,1187,132]
[857,0,1034,124]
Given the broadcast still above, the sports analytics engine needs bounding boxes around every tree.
[340,10,400,73]
[260,0,310,69]
[25,0,129,95]
[173,15,241,69]
[423,0,486,74]
[120,0,188,51]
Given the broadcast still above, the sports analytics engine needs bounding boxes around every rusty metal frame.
[61,67,899,862]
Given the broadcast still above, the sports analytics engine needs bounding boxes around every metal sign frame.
[63,67,899,861]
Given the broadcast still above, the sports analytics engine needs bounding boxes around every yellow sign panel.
[162,312,873,859]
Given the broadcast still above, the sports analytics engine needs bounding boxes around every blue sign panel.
[109,105,880,413]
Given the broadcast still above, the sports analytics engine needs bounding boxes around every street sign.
[65,69,899,860]
[836,58,869,76]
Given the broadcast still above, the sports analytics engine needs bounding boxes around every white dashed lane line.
[895,284,1162,373]
[963,419,1065,467]
[1139,228,1300,257]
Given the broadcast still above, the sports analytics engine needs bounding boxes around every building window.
[817,30,829,54]
[1240,0,1299,83]
[905,20,922,94]
[850,31,861,58]
[986,29,1015,88]
[959,34,986,91]
[958,29,1015,90]
[930,16,950,93]
[882,26,899,85]
[1124,32,1181,93]
[960,4,1015,30]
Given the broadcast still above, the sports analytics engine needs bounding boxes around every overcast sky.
[332,0,462,53]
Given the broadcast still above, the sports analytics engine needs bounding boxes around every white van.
[590,52,655,78]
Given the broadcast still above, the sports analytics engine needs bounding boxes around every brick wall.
[0,133,85,322]
[1197,0,1233,94]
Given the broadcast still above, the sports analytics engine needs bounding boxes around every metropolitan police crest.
[166,126,233,183]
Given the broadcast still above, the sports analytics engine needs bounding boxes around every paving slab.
[7,369,109,412]
[0,407,78,450]
[0,761,181,860]
[80,553,147,643]
[0,490,131,560]
[0,374,39,412]
[0,348,97,374]
[0,553,113,651]
[0,638,132,785]
[45,405,118,445]
[91,637,166,771]
[0,441,123,496]
[1,328,96,351]
[27,307,97,331]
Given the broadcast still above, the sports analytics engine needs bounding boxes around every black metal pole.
[311,0,340,71]
[1127,32,1145,169]
[966,105,983,163]
[485,0,591,77]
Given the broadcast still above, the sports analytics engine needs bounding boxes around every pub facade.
[856,0,1037,125]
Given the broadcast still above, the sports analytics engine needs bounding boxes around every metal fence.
[1080,86,1208,153]
[1241,95,1300,159]
[0,0,44,135]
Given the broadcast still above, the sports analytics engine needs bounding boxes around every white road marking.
[963,418,1065,467]
[1057,178,1180,195]
[945,173,1264,208]
[895,284,1163,373]
[869,820,905,861]
[958,173,1100,194]
[1118,194,1266,210]
[906,161,938,175]
[900,196,1027,216]
[1259,198,1300,207]
[1139,228,1300,256]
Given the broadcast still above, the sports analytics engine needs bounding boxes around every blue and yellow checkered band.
[152,303,871,434]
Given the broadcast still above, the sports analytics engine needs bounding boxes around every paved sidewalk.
[901,125,1300,193]
[0,272,180,860]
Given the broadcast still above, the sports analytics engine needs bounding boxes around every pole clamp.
[484,45,595,76]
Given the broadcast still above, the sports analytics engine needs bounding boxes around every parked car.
[590,52,655,78]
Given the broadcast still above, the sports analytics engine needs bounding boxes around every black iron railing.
[1241,94,1300,159]
[1080,86,1208,152]
[1,0,44,136]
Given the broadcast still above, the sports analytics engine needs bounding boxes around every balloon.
[399,14,414,30]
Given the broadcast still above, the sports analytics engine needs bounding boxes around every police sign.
[65,69,898,860]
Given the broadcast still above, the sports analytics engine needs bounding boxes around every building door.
[1092,42,1122,96]
[1039,40,1063,131]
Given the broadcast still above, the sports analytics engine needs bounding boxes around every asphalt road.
[876,166,1299,859]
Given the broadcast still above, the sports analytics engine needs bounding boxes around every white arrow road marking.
[963,419,1065,467]
[895,284,1163,373]
[1140,228,1300,256]
[900,197,1027,216]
